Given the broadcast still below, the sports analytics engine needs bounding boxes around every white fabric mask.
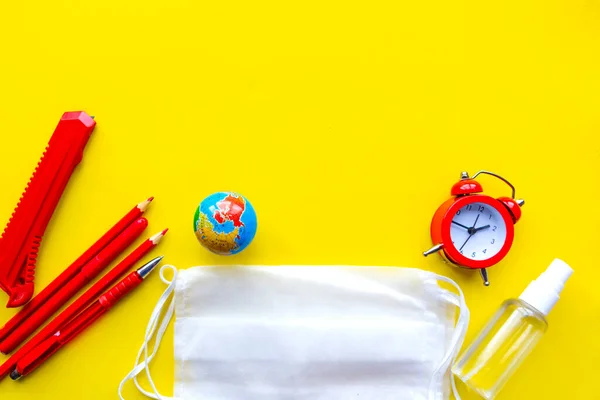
[119,266,469,400]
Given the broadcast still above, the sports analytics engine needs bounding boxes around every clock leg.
[480,269,490,286]
[423,244,444,257]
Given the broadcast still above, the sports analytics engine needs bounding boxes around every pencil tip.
[138,197,154,212]
[149,229,168,244]
[162,228,169,235]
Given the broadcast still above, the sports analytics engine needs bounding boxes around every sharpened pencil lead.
[138,197,154,212]
[149,229,168,244]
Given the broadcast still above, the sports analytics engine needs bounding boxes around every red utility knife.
[0,112,96,308]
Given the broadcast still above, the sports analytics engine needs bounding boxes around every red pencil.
[0,198,153,346]
[11,256,164,380]
[0,229,167,381]
[0,218,149,354]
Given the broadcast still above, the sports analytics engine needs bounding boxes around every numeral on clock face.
[450,202,507,261]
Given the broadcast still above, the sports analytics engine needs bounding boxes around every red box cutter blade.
[0,112,96,308]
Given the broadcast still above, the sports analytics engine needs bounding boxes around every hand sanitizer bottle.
[452,259,573,399]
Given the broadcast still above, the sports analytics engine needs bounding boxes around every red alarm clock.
[423,171,524,286]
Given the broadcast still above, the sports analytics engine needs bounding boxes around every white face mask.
[119,266,469,400]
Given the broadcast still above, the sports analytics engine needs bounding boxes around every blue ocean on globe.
[193,192,257,255]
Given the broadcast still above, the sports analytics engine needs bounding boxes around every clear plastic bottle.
[452,259,573,399]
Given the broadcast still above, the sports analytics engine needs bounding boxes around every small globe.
[193,192,257,255]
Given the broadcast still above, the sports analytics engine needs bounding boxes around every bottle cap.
[519,259,573,316]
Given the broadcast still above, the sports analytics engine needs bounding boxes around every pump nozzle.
[519,259,573,316]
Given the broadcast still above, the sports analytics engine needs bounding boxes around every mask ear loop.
[429,274,470,400]
[118,265,178,400]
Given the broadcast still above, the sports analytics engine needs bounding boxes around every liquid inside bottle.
[452,298,548,399]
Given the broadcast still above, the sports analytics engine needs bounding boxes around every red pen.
[0,229,168,380]
[0,197,153,347]
[0,217,149,354]
[10,256,164,380]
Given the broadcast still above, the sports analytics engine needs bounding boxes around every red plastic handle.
[0,112,96,307]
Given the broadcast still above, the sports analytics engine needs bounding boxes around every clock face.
[449,202,507,261]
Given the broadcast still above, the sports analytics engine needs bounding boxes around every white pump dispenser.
[519,258,573,316]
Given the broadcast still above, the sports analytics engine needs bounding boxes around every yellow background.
[0,0,599,399]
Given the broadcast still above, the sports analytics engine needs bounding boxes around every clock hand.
[459,233,474,252]
[452,221,470,230]
[458,212,486,252]
[473,224,491,233]
[471,214,480,229]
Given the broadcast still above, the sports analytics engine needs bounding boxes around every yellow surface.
[0,1,598,399]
